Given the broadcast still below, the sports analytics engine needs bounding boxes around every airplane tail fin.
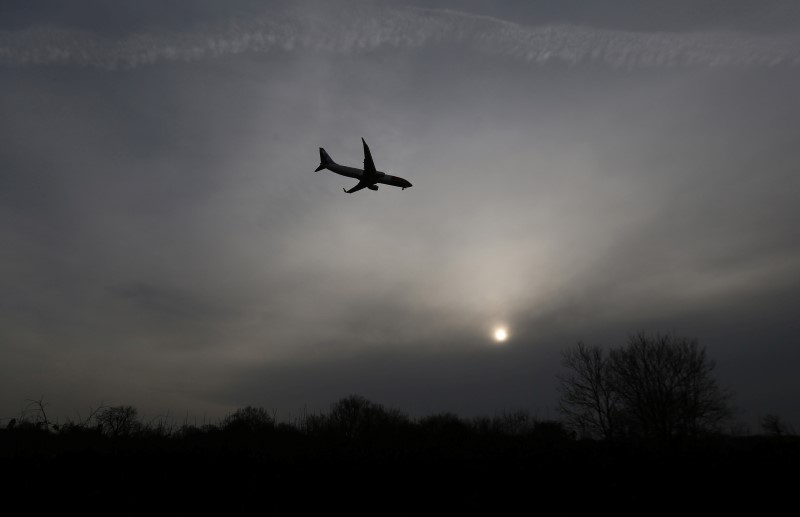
[315,148,334,172]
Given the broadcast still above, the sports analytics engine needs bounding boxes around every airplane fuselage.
[326,163,411,189]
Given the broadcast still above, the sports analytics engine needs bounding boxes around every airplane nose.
[403,180,412,188]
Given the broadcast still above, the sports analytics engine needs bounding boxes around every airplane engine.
[367,185,379,191]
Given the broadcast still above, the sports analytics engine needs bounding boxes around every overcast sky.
[2,0,799,428]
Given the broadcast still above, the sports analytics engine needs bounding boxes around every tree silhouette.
[326,394,408,440]
[557,342,619,440]
[761,414,794,437]
[96,405,140,437]
[558,333,732,443]
[221,406,275,433]
[23,396,53,431]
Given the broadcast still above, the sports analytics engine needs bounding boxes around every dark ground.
[3,417,797,513]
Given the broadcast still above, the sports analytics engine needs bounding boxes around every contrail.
[1,5,799,69]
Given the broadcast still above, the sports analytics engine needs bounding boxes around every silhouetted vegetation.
[1,335,796,511]
[761,414,795,437]
[558,332,733,443]
[96,405,141,437]
[221,405,276,433]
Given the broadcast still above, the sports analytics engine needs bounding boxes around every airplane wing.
[362,138,377,176]
[344,181,370,194]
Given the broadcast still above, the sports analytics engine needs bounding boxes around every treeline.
[6,333,795,451]
[3,392,795,455]
[2,395,574,458]
[3,333,799,511]
[1,396,578,512]
[2,394,798,511]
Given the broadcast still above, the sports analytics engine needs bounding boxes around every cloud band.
[1,5,799,69]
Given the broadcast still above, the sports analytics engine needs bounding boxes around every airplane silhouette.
[315,138,413,194]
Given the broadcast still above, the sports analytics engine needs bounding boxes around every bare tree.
[558,333,733,443]
[557,342,619,440]
[610,333,732,442]
[761,414,795,437]
[24,396,52,431]
[96,405,141,437]
[222,406,276,433]
[327,395,408,440]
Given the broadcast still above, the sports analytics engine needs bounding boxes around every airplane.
[315,138,413,194]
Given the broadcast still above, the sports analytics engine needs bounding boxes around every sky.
[2,0,800,429]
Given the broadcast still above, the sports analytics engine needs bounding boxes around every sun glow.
[493,327,508,343]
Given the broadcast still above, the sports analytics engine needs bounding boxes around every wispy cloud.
[1,5,799,69]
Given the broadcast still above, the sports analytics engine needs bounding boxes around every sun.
[493,327,508,343]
